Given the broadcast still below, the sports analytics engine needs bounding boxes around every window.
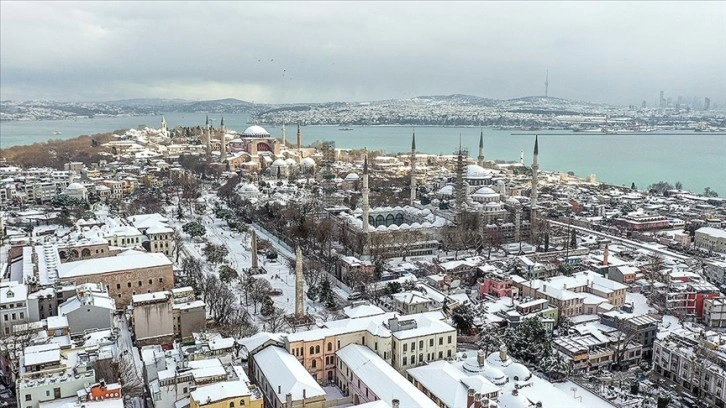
[411,355,415,364]
[411,342,415,351]
[229,402,234,408]
[439,338,443,345]
[149,279,153,285]
[327,342,332,352]
[447,336,452,344]
[25,395,32,401]
[117,283,121,289]
[310,346,314,355]
[159,277,163,283]
[419,340,424,349]
[447,350,452,358]
[19,312,24,319]
[128,282,132,288]
[315,345,320,354]
[402,357,407,366]
[438,351,443,359]
[138,280,142,287]
[403,344,407,352]
[240,400,245,406]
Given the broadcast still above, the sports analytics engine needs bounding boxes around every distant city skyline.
[1,1,724,105]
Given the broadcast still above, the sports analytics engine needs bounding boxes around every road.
[548,220,691,262]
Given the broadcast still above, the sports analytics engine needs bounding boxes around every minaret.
[530,135,539,219]
[454,140,467,211]
[362,152,370,235]
[205,115,211,154]
[520,149,524,165]
[250,230,258,272]
[219,117,227,163]
[296,123,302,152]
[161,116,168,136]
[295,246,305,319]
[603,244,609,267]
[281,123,286,147]
[477,129,485,167]
[410,130,416,206]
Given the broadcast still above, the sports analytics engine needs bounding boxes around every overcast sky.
[1,1,724,105]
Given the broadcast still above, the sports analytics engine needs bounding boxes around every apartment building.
[653,329,726,407]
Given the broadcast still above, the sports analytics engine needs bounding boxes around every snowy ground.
[169,203,333,328]
[625,292,656,314]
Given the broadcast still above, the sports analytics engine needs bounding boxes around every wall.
[133,300,174,344]
[65,304,113,336]
[71,264,174,308]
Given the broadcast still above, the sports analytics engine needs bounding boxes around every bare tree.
[263,307,290,332]
[218,308,258,339]
[249,278,272,314]
[116,351,144,400]
[609,319,640,370]
[171,229,184,263]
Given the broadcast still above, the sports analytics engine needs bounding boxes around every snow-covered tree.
[452,303,475,333]
[504,316,552,365]
[477,323,503,356]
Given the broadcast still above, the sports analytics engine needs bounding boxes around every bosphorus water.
[1,113,724,195]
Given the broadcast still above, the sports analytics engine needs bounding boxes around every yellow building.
[189,379,262,408]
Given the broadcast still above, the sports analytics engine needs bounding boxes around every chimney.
[536,402,543,408]
[477,350,486,366]
[285,393,292,406]
[303,389,306,399]
[603,244,609,267]
[392,399,400,408]
[499,345,508,362]
[388,317,400,332]
[474,393,482,407]
[278,385,281,394]
[466,388,475,408]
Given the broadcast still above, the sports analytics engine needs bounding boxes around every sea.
[1,112,724,195]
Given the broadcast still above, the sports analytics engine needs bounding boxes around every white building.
[249,345,326,408]
[336,344,437,407]
[57,285,115,336]
[16,344,96,408]
[1,281,29,335]
[695,227,726,253]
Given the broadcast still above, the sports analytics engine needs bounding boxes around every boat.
[53,131,62,135]
[338,127,354,131]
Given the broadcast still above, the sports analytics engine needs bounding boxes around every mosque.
[333,131,541,259]
[202,120,316,174]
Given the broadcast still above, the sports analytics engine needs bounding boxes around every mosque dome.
[486,347,532,382]
[284,158,297,166]
[238,184,259,194]
[474,187,498,196]
[242,125,271,137]
[437,184,454,196]
[66,182,86,190]
[465,164,492,179]
[345,173,360,181]
[462,351,508,385]
[301,157,316,168]
[271,158,288,168]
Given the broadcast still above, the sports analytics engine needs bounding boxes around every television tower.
[544,69,549,98]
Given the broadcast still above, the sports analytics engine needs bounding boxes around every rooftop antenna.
[545,69,549,98]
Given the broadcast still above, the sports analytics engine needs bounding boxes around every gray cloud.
[1,1,724,104]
